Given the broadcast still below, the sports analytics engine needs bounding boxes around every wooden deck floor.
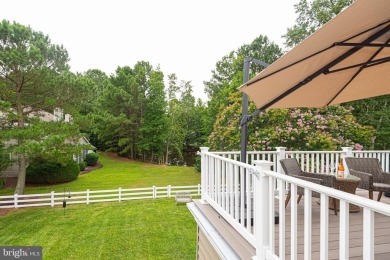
[278,189,390,260]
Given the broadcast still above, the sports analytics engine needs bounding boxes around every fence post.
[199,147,209,204]
[14,193,18,208]
[118,187,122,202]
[51,191,55,207]
[153,186,156,199]
[342,147,353,177]
[253,160,273,260]
[87,189,90,205]
[198,184,201,196]
[167,185,171,198]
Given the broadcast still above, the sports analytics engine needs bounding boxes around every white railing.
[212,148,390,173]
[200,147,390,260]
[0,184,201,209]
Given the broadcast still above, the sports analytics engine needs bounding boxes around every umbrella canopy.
[239,0,390,110]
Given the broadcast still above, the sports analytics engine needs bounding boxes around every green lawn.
[0,199,197,259]
[0,152,200,195]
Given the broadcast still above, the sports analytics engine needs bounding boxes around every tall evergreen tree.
[0,20,84,194]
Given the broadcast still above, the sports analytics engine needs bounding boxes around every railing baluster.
[320,194,329,260]
[291,184,298,260]
[222,161,226,211]
[234,164,239,220]
[269,177,276,254]
[240,166,245,228]
[246,171,251,233]
[363,208,375,259]
[279,179,286,260]
[304,189,312,260]
[339,200,350,259]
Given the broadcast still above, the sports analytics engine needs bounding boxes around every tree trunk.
[15,153,26,195]
[150,149,154,163]
[15,91,26,195]
[165,143,169,165]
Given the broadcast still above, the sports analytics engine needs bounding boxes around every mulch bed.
[0,162,102,216]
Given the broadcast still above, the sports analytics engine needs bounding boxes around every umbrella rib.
[326,37,390,106]
[325,56,390,74]
[257,23,390,111]
[244,19,390,87]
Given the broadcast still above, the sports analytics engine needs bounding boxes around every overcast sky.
[1,0,299,100]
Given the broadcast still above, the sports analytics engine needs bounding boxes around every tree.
[346,97,390,149]
[283,0,355,48]
[139,68,167,163]
[204,35,283,136]
[165,74,186,164]
[0,20,83,194]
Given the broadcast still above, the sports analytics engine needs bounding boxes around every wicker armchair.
[345,157,390,201]
[280,158,337,215]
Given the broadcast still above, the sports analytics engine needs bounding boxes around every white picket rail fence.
[212,148,390,173]
[199,147,390,260]
[0,184,201,209]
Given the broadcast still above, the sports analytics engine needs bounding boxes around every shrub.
[85,153,99,166]
[26,159,80,184]
[194,155,201,172]
[0,178,6,189]
[79,161,87,171]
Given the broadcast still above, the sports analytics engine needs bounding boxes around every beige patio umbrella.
[239,0,390,111]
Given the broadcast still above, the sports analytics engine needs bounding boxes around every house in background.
[1,108,93,177]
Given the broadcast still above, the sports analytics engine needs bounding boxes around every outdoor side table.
[329,174,361,213]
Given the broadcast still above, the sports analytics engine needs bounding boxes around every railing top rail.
[263,169,390,216]
[210,151,278,155]
[353,150,390,153]
[286,150,342,154]
[205,151,258,169]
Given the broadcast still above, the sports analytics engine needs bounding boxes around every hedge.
[26,159,80,184]
[85,153,99,166]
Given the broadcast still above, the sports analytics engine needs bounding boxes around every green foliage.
[283,0,355,48]
[345,96,390,149]
[0,20,84,194]
[204,35,283,137]
[194,155,201,172]
[79,161,87,171]
[26,159,79,184]
[0,178,6,189]
[209,92,374,151]
[85,152,99,166]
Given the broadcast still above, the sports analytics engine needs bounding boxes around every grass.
[0,199,197,259]
[0,152,200,195]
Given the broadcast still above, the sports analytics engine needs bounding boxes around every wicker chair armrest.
[292,175,323,185]
[349,169,373,189]
[381,172,390,183]
[301,172,335,187]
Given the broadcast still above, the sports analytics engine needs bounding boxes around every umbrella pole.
[240,58,251,163]
[240,58,269,163]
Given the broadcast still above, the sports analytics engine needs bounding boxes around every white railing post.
[198,183,201,195]
[342,147,353,177]
[118,187,122,202]
[200,147,210,204]
[253,160,273,260]
[276,147,287,173]
[14,193,18,208]
[153,186,156,199]
[167,185,171,198]
[87,189,90,205]
[51,191,55,207]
